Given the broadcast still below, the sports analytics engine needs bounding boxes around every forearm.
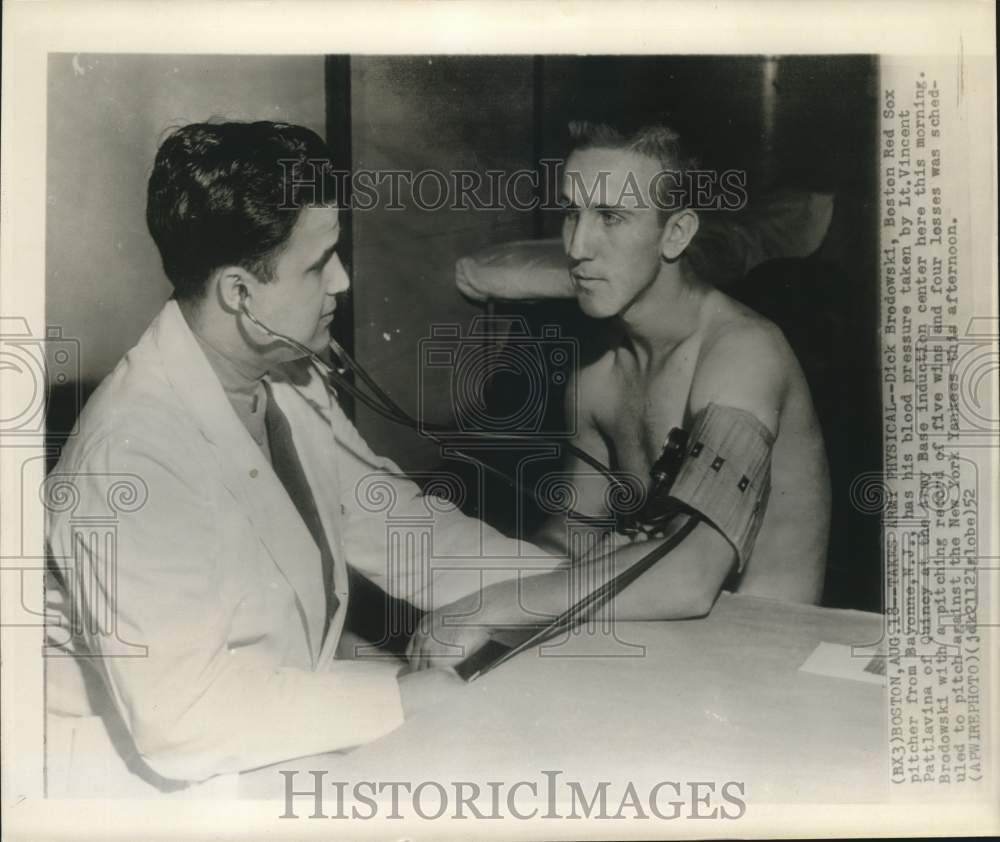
[530,516,573,557]
[531,513,630,561]
[481,269,574,301]
[588,530,733,620]
[455,249,575,302]
[345,499,565,611]
[479,520,735,626]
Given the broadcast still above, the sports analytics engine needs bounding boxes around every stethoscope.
[237,288,630,526]
[237,289,699,672]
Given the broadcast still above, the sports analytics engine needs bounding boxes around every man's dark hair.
[146,120,337,300]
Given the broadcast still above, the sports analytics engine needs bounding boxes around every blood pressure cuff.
[667,403,774,572]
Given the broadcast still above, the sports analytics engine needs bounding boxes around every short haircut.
[567,120,701,222]
[146,120,337,300]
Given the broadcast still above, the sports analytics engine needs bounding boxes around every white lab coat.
[45,300,557,796]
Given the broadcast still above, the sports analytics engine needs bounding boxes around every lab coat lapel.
[267,367,350,670]
[152,302,327,665]
[238,428,328,667]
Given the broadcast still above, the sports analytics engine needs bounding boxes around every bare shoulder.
[700,298,794,371]
[690,293,797,433]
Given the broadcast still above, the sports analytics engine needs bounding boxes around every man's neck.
[178,297,269,394]
[179,297,273,454]
[618,265,710,368]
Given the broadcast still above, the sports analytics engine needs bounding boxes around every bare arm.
[408,319,792,668]
[688,318,788,436]
[455,239,575,302]
[531,362,624,557]
[407,518,735,669]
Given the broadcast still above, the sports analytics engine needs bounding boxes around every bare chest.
[591,353,699,484]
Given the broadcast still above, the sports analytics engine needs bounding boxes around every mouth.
[571,273,604,289]
[320,310,337,321]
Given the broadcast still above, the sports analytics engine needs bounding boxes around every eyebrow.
[307,241,338,273]
[558,192,634,213]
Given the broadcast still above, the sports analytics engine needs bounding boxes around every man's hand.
[406,579,535,671]
[406,590,495,672]
[397,666,466,718]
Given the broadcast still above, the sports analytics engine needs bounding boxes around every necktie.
[263,381,339,641]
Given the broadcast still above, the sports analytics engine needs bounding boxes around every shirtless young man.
[409,122,831,667]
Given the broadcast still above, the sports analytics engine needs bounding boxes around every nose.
[326,253,350,296]
[564,213,592,263]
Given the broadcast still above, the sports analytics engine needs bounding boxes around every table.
[241,593,888,806]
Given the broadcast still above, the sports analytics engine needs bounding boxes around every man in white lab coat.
[44,121,557,796]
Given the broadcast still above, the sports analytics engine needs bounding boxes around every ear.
[659,209,700,261]
[214,266,257,314]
